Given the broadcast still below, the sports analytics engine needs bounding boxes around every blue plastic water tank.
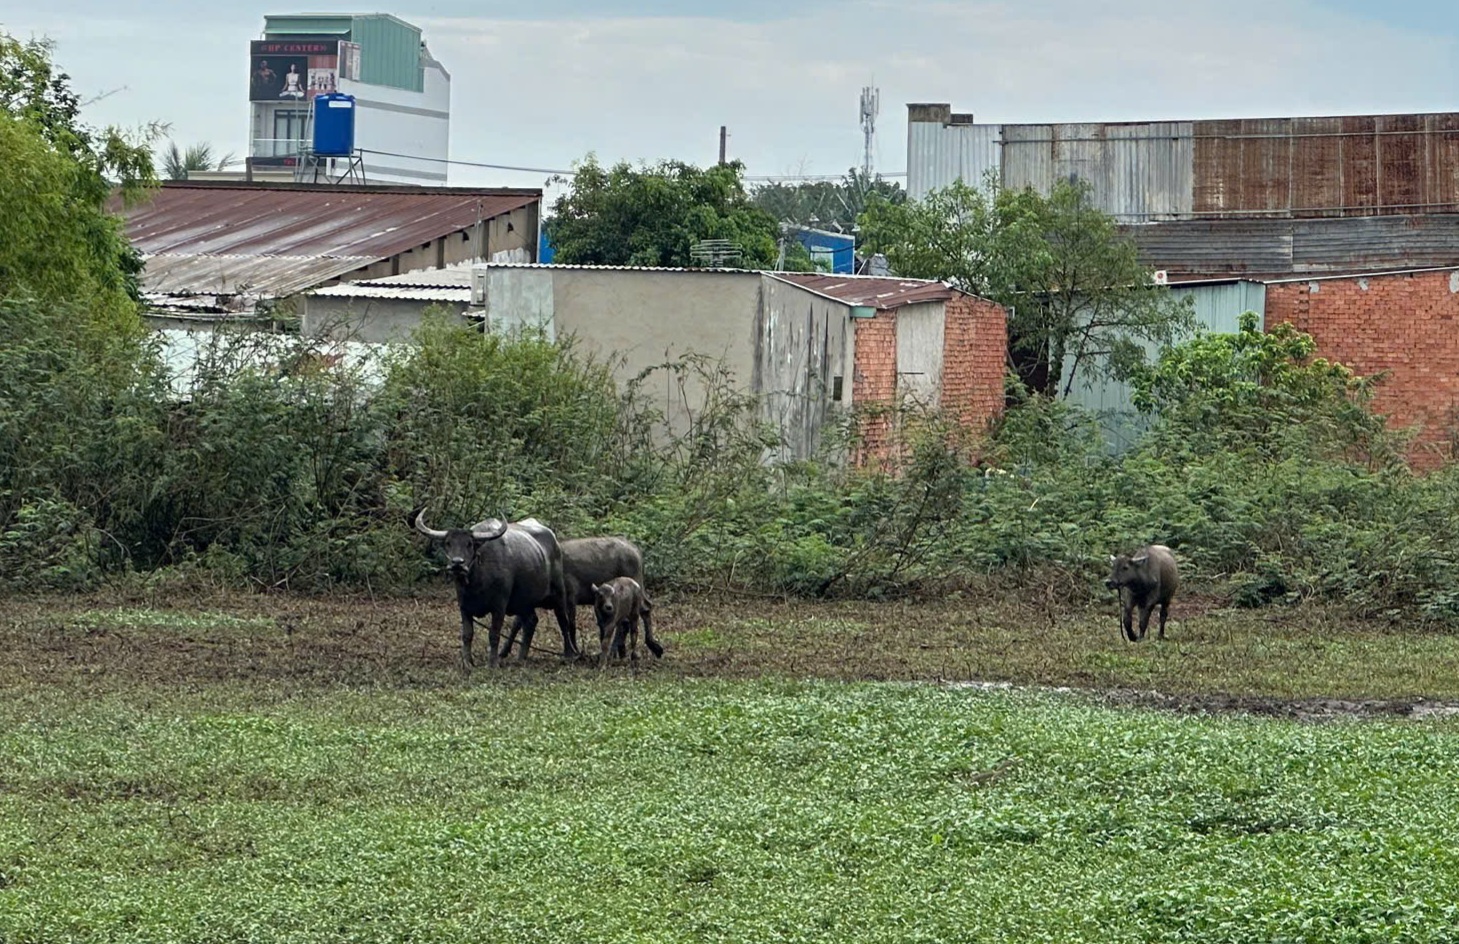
[312,93,356,157]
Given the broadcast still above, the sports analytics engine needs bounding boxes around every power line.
[356,148,907,182]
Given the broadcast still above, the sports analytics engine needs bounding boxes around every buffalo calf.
[591,577,662,666]
[1106,544,1179,643]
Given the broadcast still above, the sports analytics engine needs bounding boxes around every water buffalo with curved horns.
[410,508,577,671]
[499,536,662,661]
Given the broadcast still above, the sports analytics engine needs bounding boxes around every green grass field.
[4,591,1459,942]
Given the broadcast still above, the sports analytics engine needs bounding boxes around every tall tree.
[752,169,905,232]
[160,141,237,180]
[858,173,1194,398]
[0,32,158,320]
[545,155,802,269]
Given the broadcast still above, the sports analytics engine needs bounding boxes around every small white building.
[247,13,449,185]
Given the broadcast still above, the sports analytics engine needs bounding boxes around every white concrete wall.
[337,59,450,184]
[300,296,471,343]
[486,267,555,339]
[757,278,854,462]
[894,301,946,407]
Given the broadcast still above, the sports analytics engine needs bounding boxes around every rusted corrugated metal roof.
[770,273,956,309]
[1127,213,1459,278]
[119,182,539,296]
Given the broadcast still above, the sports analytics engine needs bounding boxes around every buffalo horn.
[470,517,509,541]
[411,508,449,540]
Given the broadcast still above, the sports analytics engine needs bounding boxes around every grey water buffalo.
[591,576,659,666]
[500,536,662,661]
[410,508,576,671]
[1105,544,1179,643]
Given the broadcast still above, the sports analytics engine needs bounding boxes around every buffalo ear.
[1132,553,1149,565]
[1108,555,1116,563]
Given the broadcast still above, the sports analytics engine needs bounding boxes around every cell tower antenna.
[859,85,879,178]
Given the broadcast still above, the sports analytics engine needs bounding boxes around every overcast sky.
[3,0,1456,194]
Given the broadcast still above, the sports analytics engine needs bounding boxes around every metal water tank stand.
[293,148,367,185]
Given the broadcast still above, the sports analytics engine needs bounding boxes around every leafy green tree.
[0,32,157,321]
[858,173,1194,398]
[752,169,905,232]
[545,155,795,269]
[1129,311,1395,464]
[160,140,237,180]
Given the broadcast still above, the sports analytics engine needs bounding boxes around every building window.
[273,108,310,153]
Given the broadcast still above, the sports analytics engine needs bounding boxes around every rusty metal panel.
[1377,113,1425,214]
[1192,112,1459,219]
[1426,113,1459,212]
[1340,115,1379,214]
[1194,118,1293,216]
[1291,116,1344,217]
[769,273,954,310]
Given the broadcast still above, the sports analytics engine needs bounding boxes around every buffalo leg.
[516,610,540,661]
[602,620,628,668]
[484,609,507,668]
[1136,604,1153,642]
[460,611,476,673]
[627,615,640,662]
[1157,602,1170,641]
[552,600,577,660]
[499,616,526,660]
[1121,604,1135,643]
[486,611,505,669]
[641,598,664,658]
[516,611,540,662]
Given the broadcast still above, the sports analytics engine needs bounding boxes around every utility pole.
[718,125,727,165]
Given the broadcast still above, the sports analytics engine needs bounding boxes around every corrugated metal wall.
[1128,214,1459,278]
[351,15,424,93]
[1192,114,1459,217]
[1001,122,1195,221]
[1061,281,1266,453]
[909,107,1459,221]
[907,119,1000,201]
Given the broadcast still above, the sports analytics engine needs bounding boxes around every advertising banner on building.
[249,38,339,102]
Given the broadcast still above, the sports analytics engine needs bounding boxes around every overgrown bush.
[9,289,1459,627]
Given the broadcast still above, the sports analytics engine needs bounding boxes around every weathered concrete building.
[304,264,1008,464]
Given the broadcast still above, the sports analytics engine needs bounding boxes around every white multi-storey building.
[247,13,450,185]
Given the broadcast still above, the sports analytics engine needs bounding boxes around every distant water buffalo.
[410,508,576,671]
[592,576,659,666]
[500,536,661,661]
[1106,544,1179,643]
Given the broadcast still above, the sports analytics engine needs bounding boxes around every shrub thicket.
[8,279,1459,627]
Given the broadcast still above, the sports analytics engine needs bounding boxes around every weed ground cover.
[3,592,1459,942]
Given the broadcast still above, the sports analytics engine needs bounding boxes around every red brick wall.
[850,292,1007,468]
[1265,269,1459,468]
[851,312,898,467]
[941,294,1008,435]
